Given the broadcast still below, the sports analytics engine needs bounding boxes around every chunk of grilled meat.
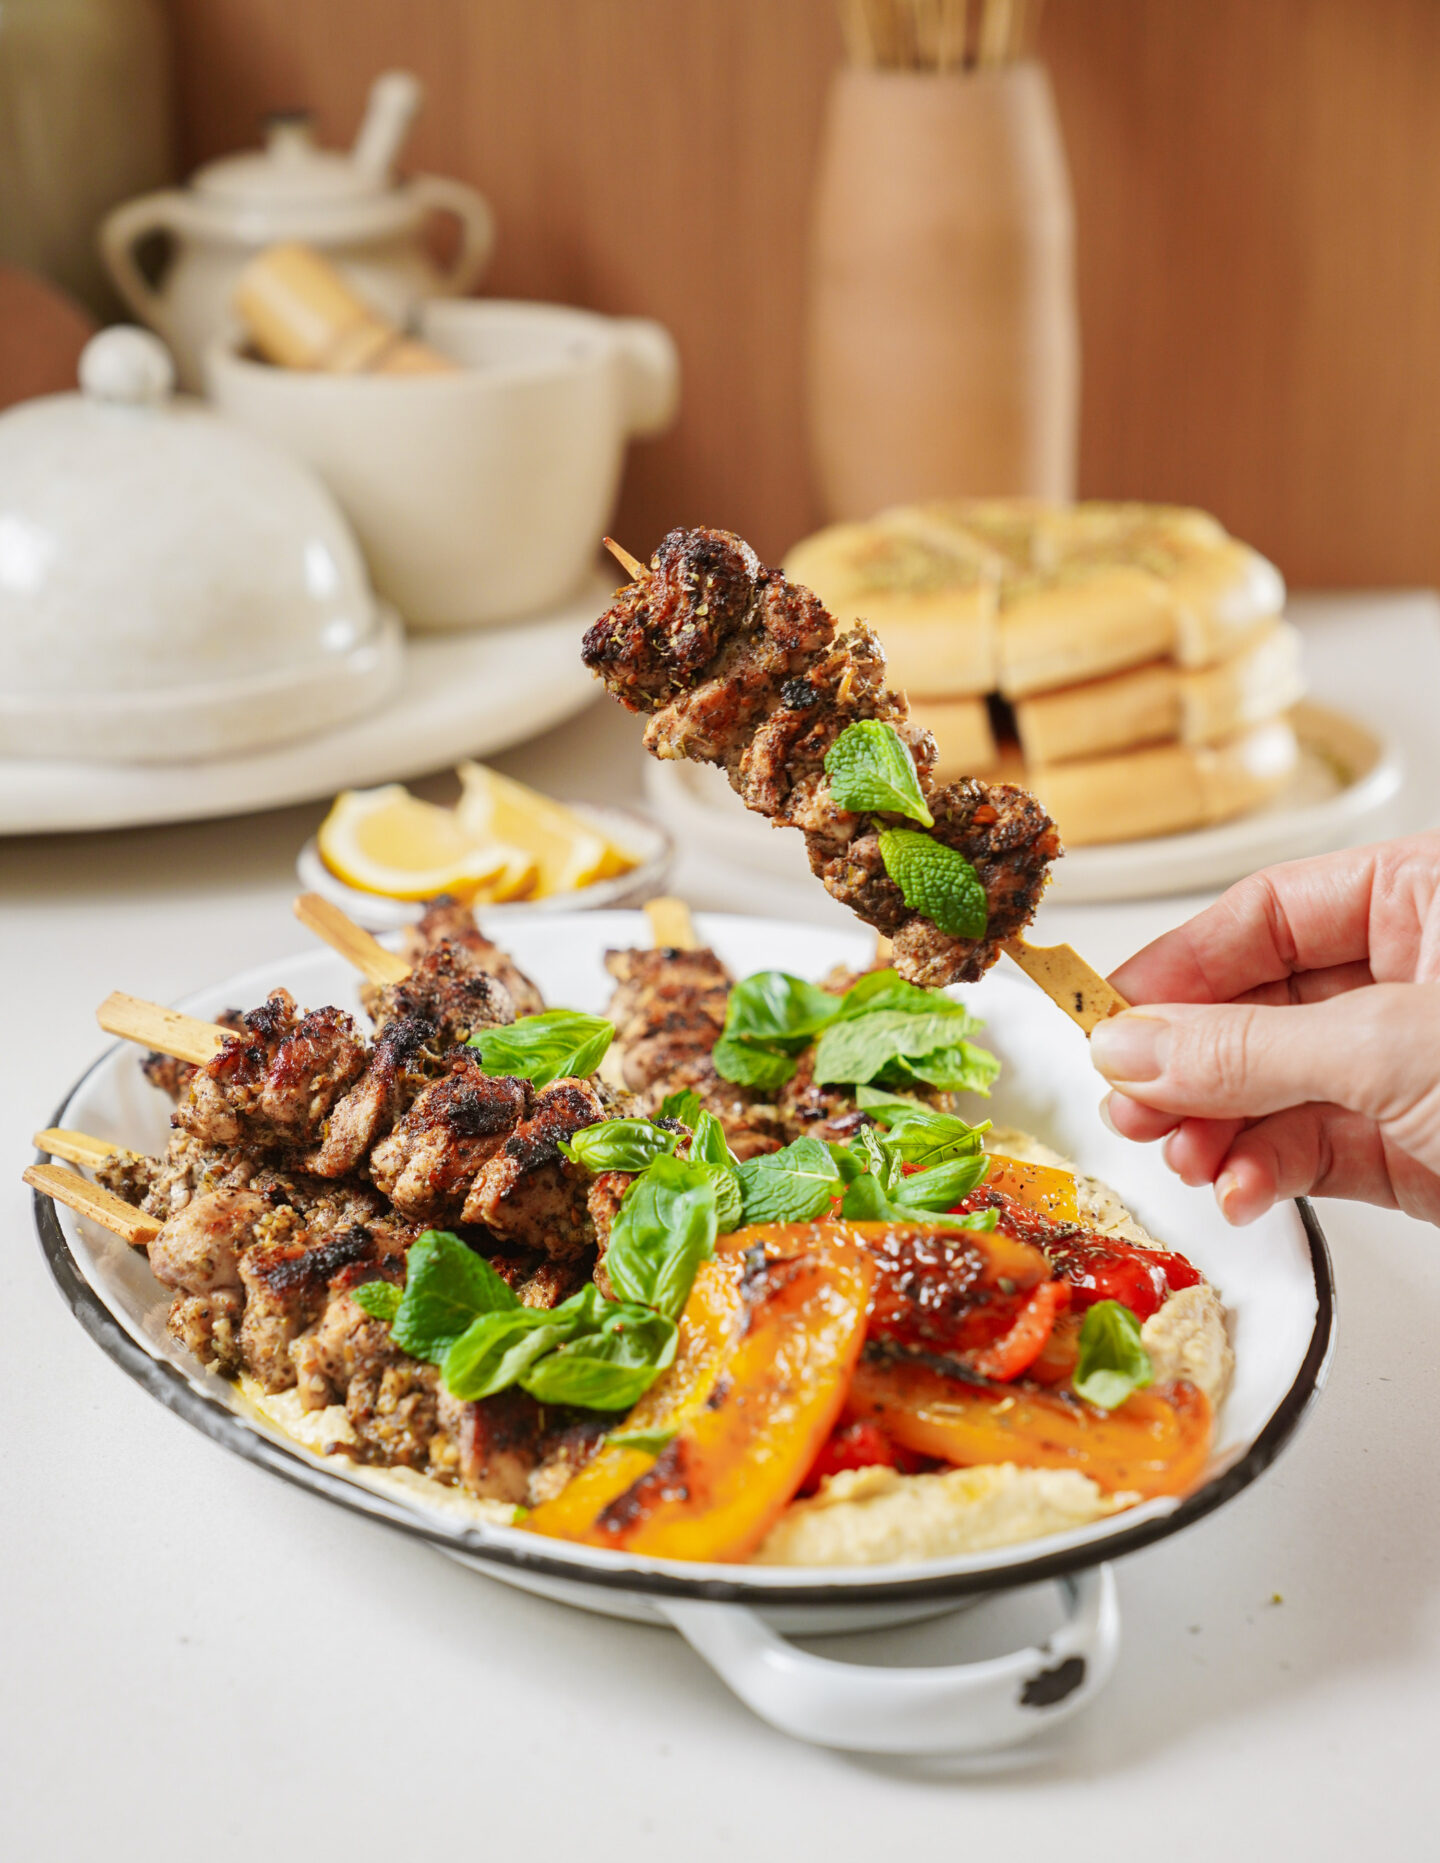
[140,1008,247,1102]
[369,1054,533,1226]
[461,1075,608,1257]
[362,939,520,1049]
[175,988,370,1151]
[583,527,1060,983]
[603,945,783,1159]
[305,1012,437,1178]
[363,896,546,1020]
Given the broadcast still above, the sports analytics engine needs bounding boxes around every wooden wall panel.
[163,0,1440,588]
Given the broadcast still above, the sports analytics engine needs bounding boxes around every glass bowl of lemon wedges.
[297,761,673,929]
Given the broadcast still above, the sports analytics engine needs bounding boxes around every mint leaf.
[712,1034,799,1090]
[521,1306,677,1409]
[605,1425,678,1455]
[735,1135,842,1225]
[824,720,935,827]
[658,1088,703,1128]
[606,1156,718,1320]
[878,828,988,942]
[351,1281,402,1323]
[1073,1300,1154,1410]
[470,1009,613,1088]
[559,1117,679,1174]
[392,1229,518,1363]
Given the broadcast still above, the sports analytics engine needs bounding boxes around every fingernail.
[1089,1013,1170,1083]
[1217,1170,1251,1225]
[1097,1093,1120,1135]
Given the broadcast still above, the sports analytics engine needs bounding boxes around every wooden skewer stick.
[293,893,411,988]
[23,1162,161,1248]
[96,991,232,1066]
[644,895,699,951]
[1003,937,1130,1035]
[603,536,649,581]
[34,1127,119,1168]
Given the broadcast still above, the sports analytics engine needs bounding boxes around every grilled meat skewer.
[582,527,1061,986]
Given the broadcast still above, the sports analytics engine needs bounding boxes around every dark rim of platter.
[34,1064,1337,1608]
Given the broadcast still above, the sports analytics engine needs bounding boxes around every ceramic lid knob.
[78,327,175,406]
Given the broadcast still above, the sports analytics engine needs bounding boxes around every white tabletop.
[4,594,1439,1857]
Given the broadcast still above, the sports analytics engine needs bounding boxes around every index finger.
[1109,840,1398,1006]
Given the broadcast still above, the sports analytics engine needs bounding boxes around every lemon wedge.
[317,785,538,903]
[455,762,636,897]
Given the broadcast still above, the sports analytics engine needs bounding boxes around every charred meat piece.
[361,897,545,1020]
[462,1076,606,1257]
[237,1214,409,1393]
[168,1290,245,1377]
[438,1386,613,1504]
[369,1055,533,1225]
[305,1013,437,1179]
[583,527,1059,984]
[175,989,369,1151]
[603,945,783,1159]
[364,941,519,1049]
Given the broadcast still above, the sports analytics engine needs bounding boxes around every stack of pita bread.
[785,501,1303,846]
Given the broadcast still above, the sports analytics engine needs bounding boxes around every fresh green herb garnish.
[734,1135,844,1225]
[878,828,989,942]
[387,1229,519,1363]
[1073,1300,1154,1410]
[559,1117,679,1174]
[813,1005,998,1096]
[351,1281,403,1322]
[469,1009,614,1088]
[605,1425,678,1455]
[658,1087,703,1127]
[690,1108,737,1167]
[890,1150,990,1209]
[711,971,843,1089]
[858,1088,992,1166]
[710,1036,800,1091]
[823,720,935,826]
[605,1155,720,1320]
[521,1302,678,1409]
[838,1167,998,1230]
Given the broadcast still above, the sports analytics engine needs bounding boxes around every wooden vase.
[807,62,1079,519]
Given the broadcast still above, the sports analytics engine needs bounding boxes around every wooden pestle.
[233,242,456,375]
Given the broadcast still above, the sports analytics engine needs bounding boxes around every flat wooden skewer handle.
[1003,937,1130,1034]
[34,1127,118,1168]
[603,536,648,581]
[645,895,699,950]
[23,1162,161,1247]
[96,991,232,1066]
[293,893,411,987]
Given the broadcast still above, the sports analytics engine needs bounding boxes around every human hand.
[1090,832,1440,1225]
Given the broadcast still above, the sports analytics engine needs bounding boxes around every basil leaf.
[470,1009,614,1089]
[835,968,974,1025]
[351,1281,402,1323]
[850,1123,901,1194]
[605,1155,718,1320]
[891,1152,990,1210]
[883,1041,1001,1096]
[520,1306,678,1409]
[840,1173,997,1230]
[658,1088,703,1128]
[824,720,935,827]
[1073,1299,1154,1410]
[392,1229,517,1363]
[735,1135,842,1225]
[712,1034,799,1090]
[862,1095,992,1166]
[814,1008,980,1086]
[878,828,988,942]
[559,1117,679,1174]
[690,1108,737,1168]
[722,971,841,1048]
[443,1305,579,1400]
[605,1426,678,1455]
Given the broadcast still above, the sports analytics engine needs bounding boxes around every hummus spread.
[753,1463,1133,1567]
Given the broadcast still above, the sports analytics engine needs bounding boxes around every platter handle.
[656,1564,1119,1756]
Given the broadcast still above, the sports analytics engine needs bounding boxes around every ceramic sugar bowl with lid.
[100,70,495,389]
[0,327,403,763]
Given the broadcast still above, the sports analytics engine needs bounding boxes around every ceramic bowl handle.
[656,1564,1120,1756]
[408,174,496,294]
[611,317,681,440]
[99,190,195,337]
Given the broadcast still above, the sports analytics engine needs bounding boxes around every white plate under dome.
[0,572,611,835]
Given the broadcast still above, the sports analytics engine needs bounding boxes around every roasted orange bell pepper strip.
[525,1237,874,1561]
[981,1155,1079,1223]
[847,1357,1213,1500]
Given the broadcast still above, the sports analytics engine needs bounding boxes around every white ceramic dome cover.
[0,329,383,699]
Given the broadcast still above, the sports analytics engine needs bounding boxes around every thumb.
[1089,982,1440,1127]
